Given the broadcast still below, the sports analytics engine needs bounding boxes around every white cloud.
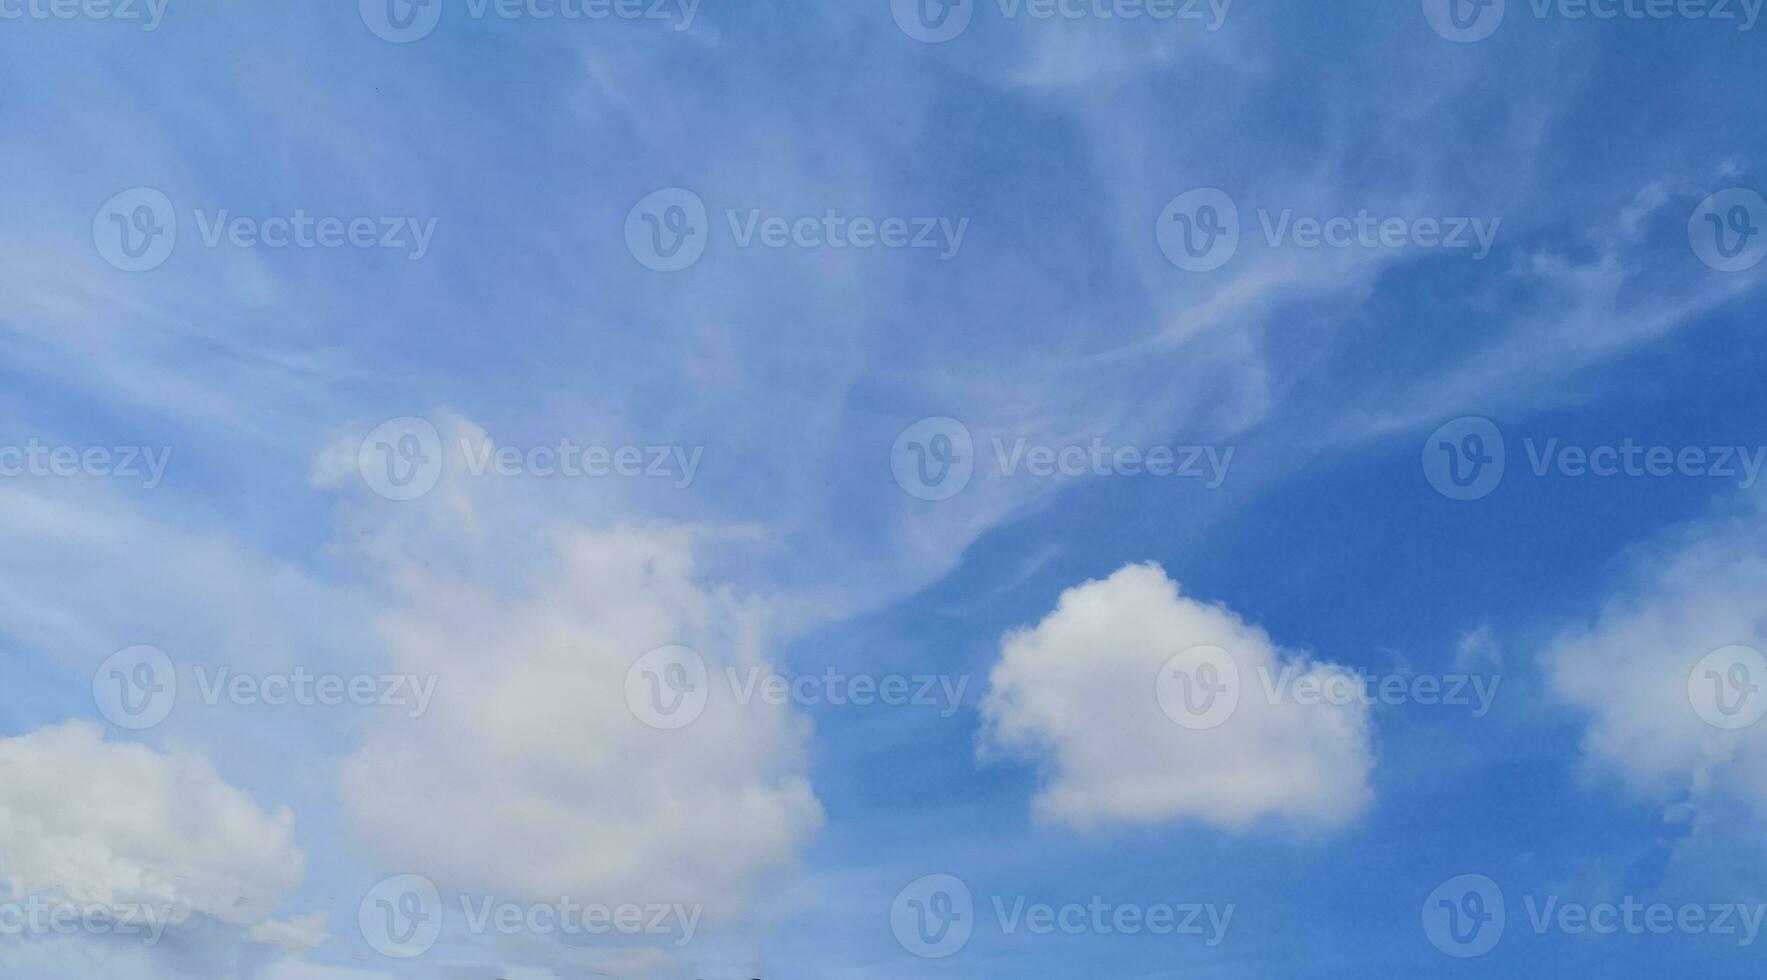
[979,563,1374,832]
[333,416,822,918]
[1454,623,1503,671]
[0,721,306,928]
[1544,504,1767,814]
[248,912,328,952]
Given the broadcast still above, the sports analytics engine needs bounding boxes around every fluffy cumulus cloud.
[1544,504,1767,815]
[333,416,822,918]
[980,563,1374,832]
[0,721,307,935]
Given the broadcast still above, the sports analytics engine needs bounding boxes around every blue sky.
[4,0,1767,977]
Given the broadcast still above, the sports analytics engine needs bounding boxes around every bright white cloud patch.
[334,416,822,917]
[980,563,1374,831]
[0,721,306,927]
[1544,506,1767,815]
